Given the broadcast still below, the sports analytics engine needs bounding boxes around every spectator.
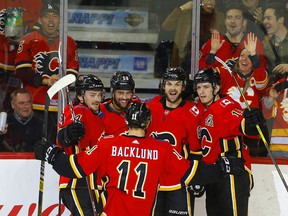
[34,101,246,215]
[216,32,269,156]
[242,0,268,40]
[194,68,264,216]
[161,0,225,67]
[0,0,43,111]
[14,1,79,143]
[0,88,42,152]
[146,67,202,216]
[57,74,105,215]
[199,2,266,70]
[262,2,288,74]
[262,72,288,158]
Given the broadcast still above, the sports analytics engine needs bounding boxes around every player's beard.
[112,97,129,111]
[165,91,182,104]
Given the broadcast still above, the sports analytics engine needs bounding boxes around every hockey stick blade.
[47,74,76,100]
[215,55,288,193]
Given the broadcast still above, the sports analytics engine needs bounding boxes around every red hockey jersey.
[217,65,268,109]
[99,95,141,136]
[57,103,105,189]
[15,30,79,111]
[62,135,198,216]
[0,0,42,72]
[198,96,252,170]
[199,33,266,70]
[146,96,201,158]
[0,35,17,72]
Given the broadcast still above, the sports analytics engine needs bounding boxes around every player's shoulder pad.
[101,98,112,105]
[145,95,161,104]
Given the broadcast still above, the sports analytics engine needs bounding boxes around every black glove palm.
[34,138,61,164]
[66,121,85,144]
[217,156,245,177]
[243,108,264,127]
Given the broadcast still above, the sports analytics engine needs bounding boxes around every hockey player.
[57,74,105,216]
[194,68,265,216]
[34,101,246,216]
[14,2,79,142]
[146,67,202,216]
[99,71,140,136]
[97,71,140,210]
[199,2,266,70]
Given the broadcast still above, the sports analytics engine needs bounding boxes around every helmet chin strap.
[211,86,219,105]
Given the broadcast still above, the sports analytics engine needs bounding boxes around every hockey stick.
[215,56,288,192]
[37,74,76,216]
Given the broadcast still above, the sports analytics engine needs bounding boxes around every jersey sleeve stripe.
[183,160,199,186]
[70,155,83,178]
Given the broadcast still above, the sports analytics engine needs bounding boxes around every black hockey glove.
[188,184,205,198]
[66,121,85,144]
[242,108,264,136]
[34,139,61,164]
[243,108,264,127]
[216,156,245,177]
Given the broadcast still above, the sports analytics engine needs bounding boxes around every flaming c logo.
[34,51,59,75]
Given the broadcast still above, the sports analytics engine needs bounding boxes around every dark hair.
[11,88,32,102]
[224,2,245,18]
[264,2,288,27]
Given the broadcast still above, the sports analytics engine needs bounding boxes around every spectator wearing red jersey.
[0,0,43,111]
[216,32,269,156]
[199,2,266,70]
[14,1,79,143]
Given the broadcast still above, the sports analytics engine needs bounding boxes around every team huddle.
[34,67,262,216]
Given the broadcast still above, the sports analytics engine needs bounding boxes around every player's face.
[196,82,219,106]
[39,12,60,37]
[225,9,245,37]
[82,90,103,112]
[238,49,252,75]
[112,90,133,111]
[263,9,280,35]
[11,93,33,118]
[163,80,184,106]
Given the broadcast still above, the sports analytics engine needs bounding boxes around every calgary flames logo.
[34,51,59,76]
